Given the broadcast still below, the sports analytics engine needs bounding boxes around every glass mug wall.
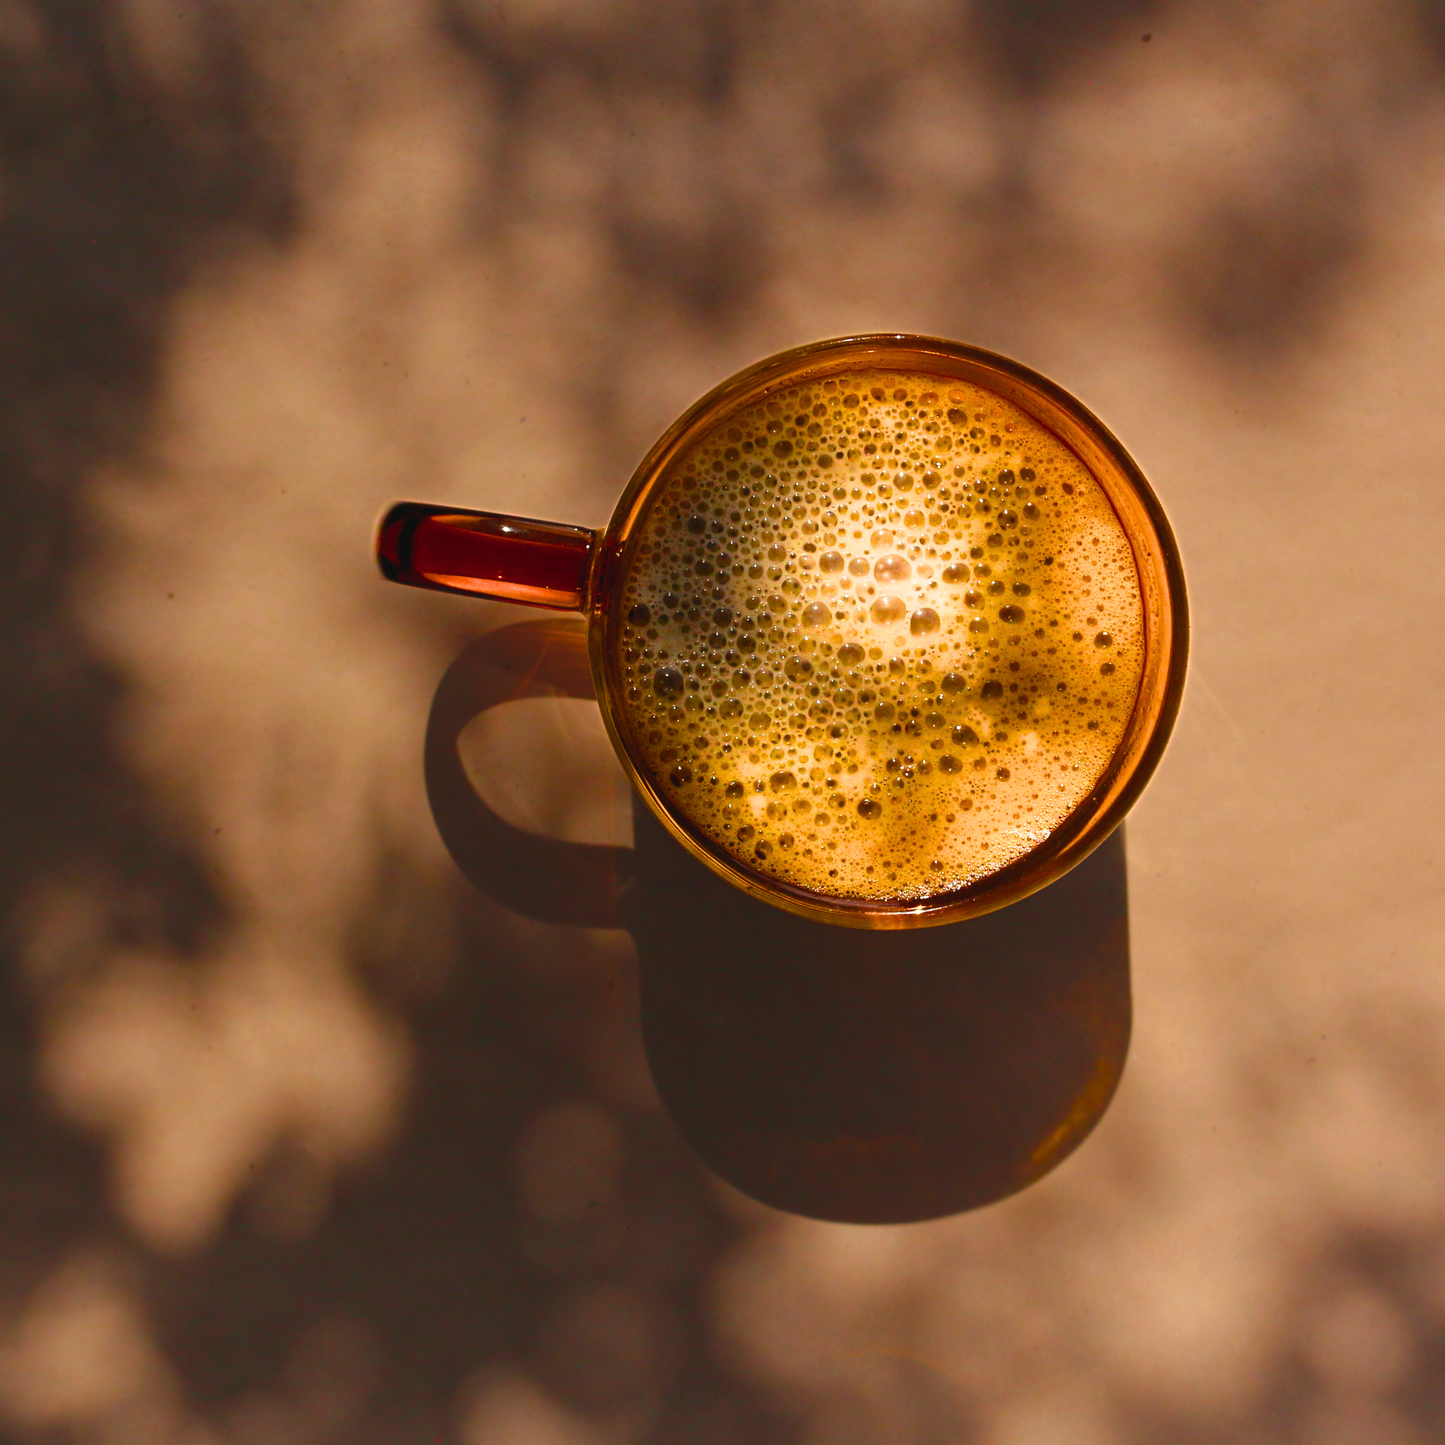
[378,334,1188,929]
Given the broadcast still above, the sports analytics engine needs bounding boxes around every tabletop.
[2,1,1443,1442]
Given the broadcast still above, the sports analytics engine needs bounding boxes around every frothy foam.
[612,369,1145,903]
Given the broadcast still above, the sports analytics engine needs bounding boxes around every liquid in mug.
[611,369,1145,903]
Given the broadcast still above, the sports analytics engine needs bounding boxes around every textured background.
[3,0,1445,1441]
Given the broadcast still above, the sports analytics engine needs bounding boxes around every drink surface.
[613,369,1145,903]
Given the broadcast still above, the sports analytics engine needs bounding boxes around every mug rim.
[586,333,1189,929]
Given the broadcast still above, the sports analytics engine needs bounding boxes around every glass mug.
[377,334,1188,929]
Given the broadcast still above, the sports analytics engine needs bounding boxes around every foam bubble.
[612,368,1146,903]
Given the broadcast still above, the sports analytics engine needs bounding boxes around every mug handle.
[377,501,596,610]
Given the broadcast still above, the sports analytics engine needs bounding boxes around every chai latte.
[612,370,1145,903]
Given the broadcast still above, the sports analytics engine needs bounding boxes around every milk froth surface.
[613,370,1145,902]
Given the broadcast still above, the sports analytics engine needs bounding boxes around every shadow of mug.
[426,618,1131,1223]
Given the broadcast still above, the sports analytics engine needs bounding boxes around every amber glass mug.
[377,335,1187,929]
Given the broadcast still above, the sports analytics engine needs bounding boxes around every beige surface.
[5,0,1445,1440]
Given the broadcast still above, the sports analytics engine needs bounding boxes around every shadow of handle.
[424,617,632,929]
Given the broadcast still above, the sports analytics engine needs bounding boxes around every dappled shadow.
[972,0,1168,95]
[3,0,1445,1441]
[134,888,798,1445]
[1412,0,1445,66]
[426,0,1445,388]
[0,0,292,1333]
[437,0,770,328]
[0,3,290,943]
[1173,154,1365,364]
[1133,1225,1445,1444]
